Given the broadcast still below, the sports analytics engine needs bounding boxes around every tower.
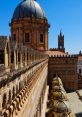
[58,31,65,52]
[10,0,50,51]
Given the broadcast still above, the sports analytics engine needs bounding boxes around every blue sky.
[0,0,82,54]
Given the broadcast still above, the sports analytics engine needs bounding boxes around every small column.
[30,49,33,64]
[31,49,34,64]
[36,51,39,62]
[20,48,23,68]
[24,47,27,66]
[33,51,36,62]
[25,49,27,66]
[27,48,31,65]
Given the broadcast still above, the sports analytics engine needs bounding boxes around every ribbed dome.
[12,0,47,21]
[53,100,71,113]
[52,78,63,86]
[52,85,65,92]
[51,91,67,100]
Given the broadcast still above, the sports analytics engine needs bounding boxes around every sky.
[0,0,82,54]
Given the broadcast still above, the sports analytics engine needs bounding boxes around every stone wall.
[48,56,78,92]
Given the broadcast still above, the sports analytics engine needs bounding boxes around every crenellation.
[49,54,78,58]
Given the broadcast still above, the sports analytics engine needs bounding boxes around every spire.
[58,29,65,52]
[60,29,62,36]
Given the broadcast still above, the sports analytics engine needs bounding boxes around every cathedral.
[0,0,82,117]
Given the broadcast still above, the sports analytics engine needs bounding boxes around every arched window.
[40,34,44,43]
[25,33,30,43]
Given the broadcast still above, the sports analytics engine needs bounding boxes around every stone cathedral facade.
[0,0,82,117]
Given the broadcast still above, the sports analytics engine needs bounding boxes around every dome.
[52,77,62,84]
[52,86,61,92]
[52,78,63,86]
[53,100,71,113]
[52,85,66,92]
[51,91,67,100]
[12,0,47,21]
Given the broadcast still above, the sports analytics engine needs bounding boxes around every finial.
[24,0,36,1]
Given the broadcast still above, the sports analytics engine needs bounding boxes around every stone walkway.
[67,90,82,117]
[41,86,49,117]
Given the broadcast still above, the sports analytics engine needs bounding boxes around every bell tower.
[58,31,65,52]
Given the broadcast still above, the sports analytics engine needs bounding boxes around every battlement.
[0,36,8,40]
[49,54,78,58]
[49,48,65,52]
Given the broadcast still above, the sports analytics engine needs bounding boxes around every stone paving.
[67,90,82,117]
[78,90,82,96]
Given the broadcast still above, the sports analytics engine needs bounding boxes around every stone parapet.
[0,59,48,117]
